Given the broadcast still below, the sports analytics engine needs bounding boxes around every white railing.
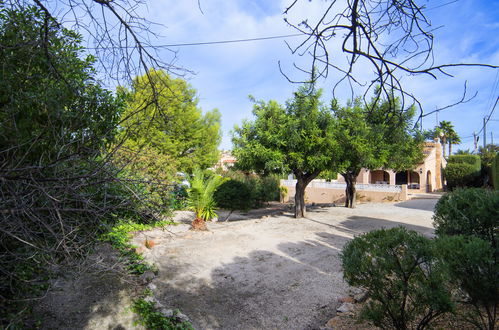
[281,180,402,193]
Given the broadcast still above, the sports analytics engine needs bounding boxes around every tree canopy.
[117,69,222,180]
[333,95,424,207]
[232,83,337,218]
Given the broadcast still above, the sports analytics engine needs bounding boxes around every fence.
[281,180,403,193]
[281,179,407,203]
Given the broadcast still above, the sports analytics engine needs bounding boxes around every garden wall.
[281,180,408,204]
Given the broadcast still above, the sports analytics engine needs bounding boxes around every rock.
[176,312,190,323]
[336,302,354,313]
[160,308,174,318]
[338,296,355,303]
[354,291,368,303]
[147,283,157,291]
[139,270,156,284]
[144,296,155,303]
[326,316,341,327]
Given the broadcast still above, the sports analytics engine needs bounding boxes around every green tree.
[118,69,221,177]
[232,83,337,218]
[333,96,423,208]
[434,121,459,158]
[0,7,144,326]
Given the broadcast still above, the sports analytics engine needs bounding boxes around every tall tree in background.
[447,130,461,157]
[232,83,337,218]
[434,121,459,158]
[334,95,423,208]
[118,69,221,179]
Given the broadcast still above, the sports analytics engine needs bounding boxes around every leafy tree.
[0,7,150,326]
[118,69,221,177]
[232,83,337,218]
[333,95,423,208]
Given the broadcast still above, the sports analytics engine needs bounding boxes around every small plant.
[341,227,453,329]
[188,169,224,230]
[102,220,170,274]
[132,297,193,330]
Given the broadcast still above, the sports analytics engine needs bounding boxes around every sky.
[107,0,499,151]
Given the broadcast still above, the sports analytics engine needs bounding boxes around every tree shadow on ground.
[394,199,439,212]
[152,235,352,330]
[339,215,435,237]
[34,244,145,330]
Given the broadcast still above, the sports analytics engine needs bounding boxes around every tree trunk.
[449,142,452,157]
[342,171,359,208]
[294,170,321,218]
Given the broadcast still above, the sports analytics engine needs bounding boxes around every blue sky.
[135,0,498,151]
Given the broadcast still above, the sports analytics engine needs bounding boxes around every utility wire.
[477,96,498,135]
[85,33,303,50]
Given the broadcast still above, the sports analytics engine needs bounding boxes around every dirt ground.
[131,199,438,330]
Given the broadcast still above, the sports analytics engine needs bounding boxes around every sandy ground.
[133,199,439,330]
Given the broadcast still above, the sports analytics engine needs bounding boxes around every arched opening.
[426,170,432,192]
[370,170,389,184]
[396,170,420,189]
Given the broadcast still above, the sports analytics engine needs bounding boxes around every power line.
[477,96,498,135]
[85,33,303,50]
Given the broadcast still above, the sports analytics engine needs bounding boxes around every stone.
[147,283,157,291]
[160,308,174,318]
[176,312,190,322]
[338,296,355,303]
[326,317,341,327]
[139,270,156,284]
[336,302,354,313]
[354,291,368,303]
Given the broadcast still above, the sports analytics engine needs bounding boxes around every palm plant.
[447,130,461,156]
[187,169,224,230]
[435,121,458,158]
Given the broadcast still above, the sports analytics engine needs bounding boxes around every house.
[214,150,236,171]
[336,140,446,192]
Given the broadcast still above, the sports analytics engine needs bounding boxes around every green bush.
[214,180,253,212]
[341,227,453,329]
[435,235,498,329]
[492,153,499,190]
[222,171,280,208]
[433,188,499,246]
[445,155,481,189]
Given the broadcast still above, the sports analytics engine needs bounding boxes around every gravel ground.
[135,199,439,330]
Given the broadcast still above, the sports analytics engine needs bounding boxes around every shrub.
[445,155,481,189]
[492,153,499,190]
[222,171,280,208]
[341,227,453,329]
[433,188,499,246]
[214,180,253,212]
[435,236,498,329]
